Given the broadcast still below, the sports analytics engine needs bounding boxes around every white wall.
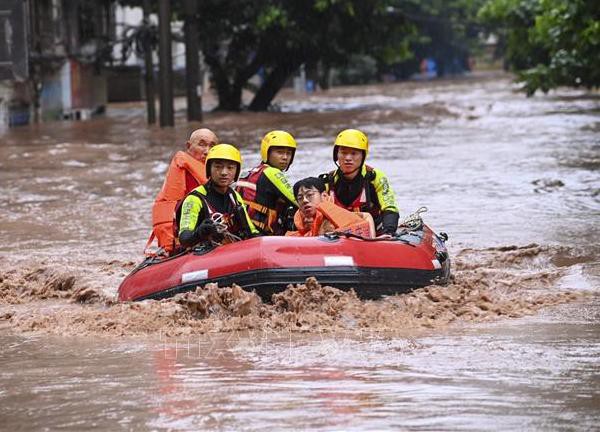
[113,5,185,69]
[113,6,145,66]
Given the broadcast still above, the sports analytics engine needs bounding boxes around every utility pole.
[183,0,202,121]
[142,0,156,124]
[158,0,174,127]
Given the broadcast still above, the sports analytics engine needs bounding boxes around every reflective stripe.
[181,269,208,283]
[324,256,355,266]
[252,219,267,230]
[245,200,277,232]
[246,200,270,214]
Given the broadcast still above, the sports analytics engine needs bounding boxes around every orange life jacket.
[146,151,207,253]
[287,201,373,238]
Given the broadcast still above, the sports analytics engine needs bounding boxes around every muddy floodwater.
[1,72,599,430]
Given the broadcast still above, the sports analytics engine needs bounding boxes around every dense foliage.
[192,0,415,110]
[479,0,600,95]
[117,0,487,110]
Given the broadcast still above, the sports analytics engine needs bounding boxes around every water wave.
[0,244,586,337]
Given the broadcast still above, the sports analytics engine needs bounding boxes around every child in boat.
[286,177,374,237]
[319,129,399,236]
[177,144,258,248]
[148,128,219,254]
[236,130,298,235]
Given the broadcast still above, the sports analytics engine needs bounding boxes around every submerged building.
[0,0,113,131]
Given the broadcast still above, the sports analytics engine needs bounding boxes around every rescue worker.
[286,177,374,238]
[177,144,258,248]
[320,129,399,236]
[148,128,219,254]
[236,130,298,235]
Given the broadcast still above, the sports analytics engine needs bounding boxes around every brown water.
[1,72,599,430]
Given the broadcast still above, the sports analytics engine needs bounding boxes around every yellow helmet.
[333,129,369,163]
[205,144,243,181]
[260,130,297,169]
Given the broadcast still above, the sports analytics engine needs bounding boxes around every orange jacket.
[286,201,374,238]
[149,151,207,252]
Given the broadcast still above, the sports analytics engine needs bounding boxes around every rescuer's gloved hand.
[381,210,400,235]
[383,226,398,236]
[280,205,297,232]
[196,219,219,239]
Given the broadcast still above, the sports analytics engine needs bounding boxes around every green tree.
[195,0,414,111]
[479,0,600,94]
[116,0,485,111]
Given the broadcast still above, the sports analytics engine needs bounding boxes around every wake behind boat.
[118,224,450,301]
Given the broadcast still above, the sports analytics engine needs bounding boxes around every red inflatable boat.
[118,225,450,301]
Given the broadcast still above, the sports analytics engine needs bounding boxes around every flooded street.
[1,73,599,430]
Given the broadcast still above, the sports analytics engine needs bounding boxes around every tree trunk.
[211,69,242,111]
[206,51,263,111]
[183,0,201,121]
[305,59,318,90]
[318,62,331,90]
[142,0,156,124]
[158,0,174,127]
[217,86,243,111]
[248,60,302,111]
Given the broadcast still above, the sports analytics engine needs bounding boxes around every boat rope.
[222,232,242,243]
[210,212,229,234]
[400,206,428,231]
[210,212,242,244]
[325,231,415,245]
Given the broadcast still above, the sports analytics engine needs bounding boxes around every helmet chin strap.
[285,150,295,171]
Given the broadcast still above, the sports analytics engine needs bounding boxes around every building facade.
[0,0,113,130]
